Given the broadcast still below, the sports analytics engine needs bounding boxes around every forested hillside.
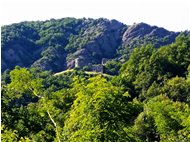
[1,33,190,141]
[1,18,179,73]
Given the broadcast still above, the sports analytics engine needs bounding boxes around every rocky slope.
[1,18,179,72]
[118,22,179,61]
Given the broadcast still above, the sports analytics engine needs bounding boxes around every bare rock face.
[122,23,153,42]
[122,23,179,48]
[64,19,125,69]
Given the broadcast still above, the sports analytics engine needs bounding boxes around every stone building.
[75,57,86,68]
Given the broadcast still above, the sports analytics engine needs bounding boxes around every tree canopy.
[1,33,190,141]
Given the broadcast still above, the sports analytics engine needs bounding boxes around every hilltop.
[1,18,179,73]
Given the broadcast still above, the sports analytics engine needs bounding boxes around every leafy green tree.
[162,76,190,102]
[1,125,18,142]
[158,33,190,76]
[104,60,121,75]
[120,45,163,98]
[134,95,190,141]
[120,44,155,82]
[2,33,190,142]
[133,111,159,142]
[2,67,62,142]
[63,75,142,141]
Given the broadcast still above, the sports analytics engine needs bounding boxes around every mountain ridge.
[1,17,180,72]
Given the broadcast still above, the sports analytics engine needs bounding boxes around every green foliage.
[133,111,159,142]
[1,67,76,141]
[133,95,190,142]
[2,17,126,72]
[158,33,190,75]
[7,67,43,99]
[63,76,142,141]
[1,18,83,72]
[120,34,190,100]
[1,125,18,142]
[65,34,89,53]
[1,69,11,85]
[1,33,190,141]
[121,44,155,82]
[162,76,190,102]
[147,95,190,141]
[104,60,121,75]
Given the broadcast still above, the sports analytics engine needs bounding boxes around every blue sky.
[1,0,189,31]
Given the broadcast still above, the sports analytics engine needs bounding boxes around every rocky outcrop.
[65,19,125,69]
[122,23,179,48]
[115,22,180,62]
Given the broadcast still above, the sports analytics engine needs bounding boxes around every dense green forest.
[1,33,190,141]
